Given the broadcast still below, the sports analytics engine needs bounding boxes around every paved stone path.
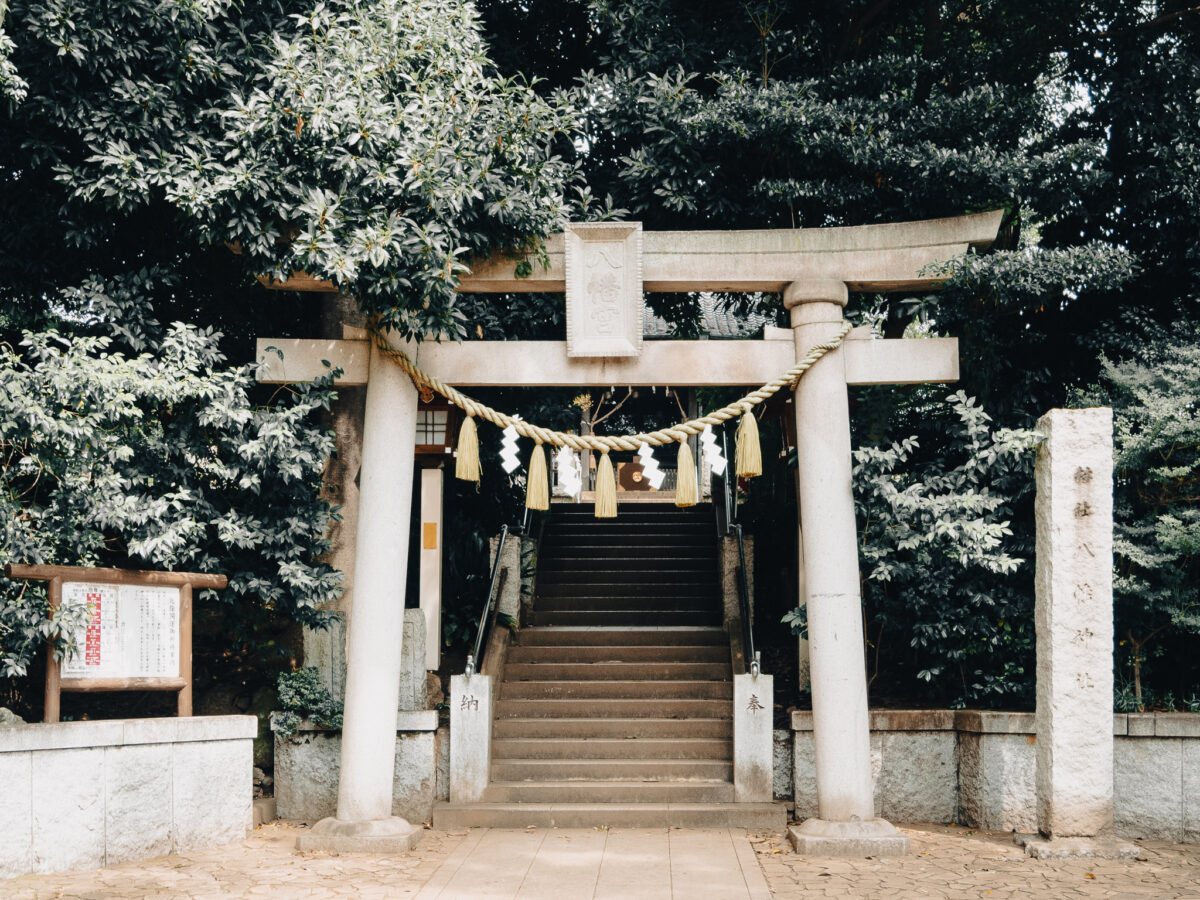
[3,821,1199,899]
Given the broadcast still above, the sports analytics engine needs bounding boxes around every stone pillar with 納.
[296,334,422,853]
[784,279,909,857]
[1022,407,1138,859]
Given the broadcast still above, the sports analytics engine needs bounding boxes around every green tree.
[1081,329,1200,710]
[0,321,341,680]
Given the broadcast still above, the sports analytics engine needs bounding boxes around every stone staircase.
[434,504,785,829]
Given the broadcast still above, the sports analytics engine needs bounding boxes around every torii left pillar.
[786,280,908,857]
[297,336,423,852]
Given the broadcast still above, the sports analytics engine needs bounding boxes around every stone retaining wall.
[0,715,256,879]
[273,711,443,823]
[790,710,1200,841]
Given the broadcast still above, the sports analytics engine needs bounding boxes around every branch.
[1104,5,1200,38]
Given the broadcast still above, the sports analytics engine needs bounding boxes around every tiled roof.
[643,294,773,339]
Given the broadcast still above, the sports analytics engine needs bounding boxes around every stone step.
[536,580,719,597]
[490,758,734,782]
[541,544,716,559]
[515,627,726,647]
[491,717,732,740]
[540,561,715,573]
[495,698,731,719]
[504,662,730,682]
[432,801,786,830]
[499,680,733,700]
[490,737,732,760]
[534,595,721,612]
[530,610,723,627]
[482,780,736,803]
[506,645,729,664]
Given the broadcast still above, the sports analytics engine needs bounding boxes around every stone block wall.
[790,710,1200,840]
[273,711,441,824]
[0,716,256,879]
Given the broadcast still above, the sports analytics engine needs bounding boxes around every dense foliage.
[0,0,580,711]
[474,0,1199,705]
[1081,329,1200,711]
[3,0,1198,709]
[0,321,341,680]
[271,666,344,735]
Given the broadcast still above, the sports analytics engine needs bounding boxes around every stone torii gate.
[256,210,1003,855]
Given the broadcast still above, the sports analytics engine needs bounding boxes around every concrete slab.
[416,828,770,899]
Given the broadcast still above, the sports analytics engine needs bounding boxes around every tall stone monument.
[1023,407,1136,859]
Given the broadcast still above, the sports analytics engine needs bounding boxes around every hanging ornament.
[555,445,582,498]
[455,414,480,483]
[525,441,549,511]
[735,406,762,478]
[675,440,698,507]
[700,425,727,476]
[594,450,617,518]
[637,443,666,490]
[499,416,522,474]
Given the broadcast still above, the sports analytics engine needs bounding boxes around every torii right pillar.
[785,280,910,857]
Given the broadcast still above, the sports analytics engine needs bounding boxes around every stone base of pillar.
[787,817,910,857]
[295,816,422,853]
[1017,834,1140,860]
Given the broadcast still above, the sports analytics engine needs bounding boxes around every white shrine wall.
[0,715,256,879]
[787,711,1200,841]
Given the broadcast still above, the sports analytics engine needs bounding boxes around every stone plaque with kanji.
[564,222,643,357]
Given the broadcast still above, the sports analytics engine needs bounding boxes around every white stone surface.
[734,674,773,802]
[392,732,437,824]
[564,222,644,358]
[458,211,1004,293]
[792,733,817,819]
[787,280,875,826]
[490,532,522,620]
[30,748,106,874]
[1034,407,1115,839]
[105,744,173,864]
[787,711,1200,840]
[436,726,450,802]
[449,673,493,804]
[258,332,961,390]
[0,749,32,879]
[1184,739,1200,842]
[302,614,347,704]
[399,609,427,712]
[336,337,418,824]
[772,729,793,801]
[419,467,443,670]
[0,717,256,879]
[877,732,957,824]
[1114,738,1184,840]
[957,732,1038,833]
[172,738,252,851]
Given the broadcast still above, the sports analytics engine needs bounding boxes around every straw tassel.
[525,441,549,511]
[735,406,762,478]
[594,450,617,518]
[675,440,698,507]
[455,414,480,483]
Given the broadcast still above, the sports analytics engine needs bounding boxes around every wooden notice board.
[3,564,227,722]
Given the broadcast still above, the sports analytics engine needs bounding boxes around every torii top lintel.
[456,210,1003,295]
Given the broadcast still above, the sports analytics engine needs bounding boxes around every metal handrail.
[711,428,760,677]
[464,523,510,676]
[733,523,760,677]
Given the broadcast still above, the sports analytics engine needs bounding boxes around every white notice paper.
[60,582,180,679]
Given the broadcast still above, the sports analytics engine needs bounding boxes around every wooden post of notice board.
[3,564,227,723]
